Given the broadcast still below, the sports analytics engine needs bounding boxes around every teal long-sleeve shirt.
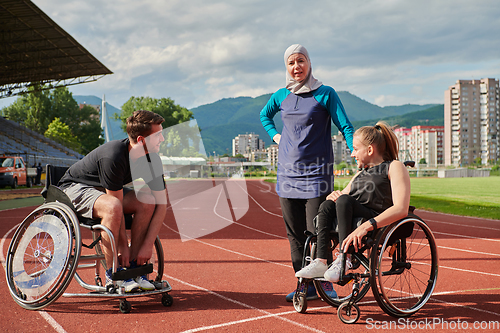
[259,85,354,198]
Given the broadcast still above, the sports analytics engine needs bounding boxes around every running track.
[1,179,499,332]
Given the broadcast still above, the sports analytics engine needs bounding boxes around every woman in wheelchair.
[295,121,411,282]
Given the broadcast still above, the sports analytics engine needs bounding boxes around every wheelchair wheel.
[292,280,308,314]
[5,202,81,310]
[93,233,164,282]
[311,240,371,307]
[337,302,360,324]
[370,216,438,317]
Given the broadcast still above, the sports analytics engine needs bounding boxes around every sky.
[2,0,500,111]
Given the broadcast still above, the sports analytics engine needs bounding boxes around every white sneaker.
[120,279,142,293]
[105,268,141,293]
[135,275,155,291]
[295,258,328,278]
[324,253,352,283]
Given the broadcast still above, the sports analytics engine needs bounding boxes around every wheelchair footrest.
[111,264,153,281]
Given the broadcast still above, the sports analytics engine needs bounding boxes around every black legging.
[316,194,376,261]
[279,195,327,272]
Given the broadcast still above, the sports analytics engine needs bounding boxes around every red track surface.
[1,180,499,332]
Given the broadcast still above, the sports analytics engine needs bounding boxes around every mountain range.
[189,91,443,154]
[74,92,444,155]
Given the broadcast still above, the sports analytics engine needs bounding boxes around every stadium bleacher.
[0,116,83,168]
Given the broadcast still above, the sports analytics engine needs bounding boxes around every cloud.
[3,0,498,110]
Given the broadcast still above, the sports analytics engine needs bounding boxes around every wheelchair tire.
[370,216,438,317]
[337,302,360,324]
[292,287,308,314]
[311,240,371,307]
[5,202,81,310]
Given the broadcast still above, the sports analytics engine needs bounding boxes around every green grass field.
[334,176,500,220]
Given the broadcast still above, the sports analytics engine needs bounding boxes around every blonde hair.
[354,121,399,161]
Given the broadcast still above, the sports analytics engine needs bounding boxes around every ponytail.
[355,121,399,161]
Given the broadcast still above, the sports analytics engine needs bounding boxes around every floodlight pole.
[101,94,110,143]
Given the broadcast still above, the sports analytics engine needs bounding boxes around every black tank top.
[348,160,393,213]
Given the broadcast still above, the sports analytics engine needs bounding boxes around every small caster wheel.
[337,301,360,324]
[119,299,131,313]
[161,293,173,307]
[106,284,116,294]
[95,276,103,286]
[292,292,308,313]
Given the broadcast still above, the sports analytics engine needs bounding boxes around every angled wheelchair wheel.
[5,202,81,310]
[370,216,438,317]
[311,240,371,307]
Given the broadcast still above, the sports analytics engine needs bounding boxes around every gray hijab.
[284,44,322,94]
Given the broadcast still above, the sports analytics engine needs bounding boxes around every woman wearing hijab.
[260,44,354,302]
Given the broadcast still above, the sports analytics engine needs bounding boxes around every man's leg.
[92,194,126,269]
[123,189,156,265]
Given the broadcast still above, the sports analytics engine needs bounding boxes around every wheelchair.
[293,207,439,324]
[5,165,173,314]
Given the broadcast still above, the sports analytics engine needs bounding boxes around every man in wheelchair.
[57,110,167,292]
[295,121,411,282]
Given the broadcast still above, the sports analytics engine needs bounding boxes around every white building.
[332,132,352,164]
[444,78,499,166]
[395,126,444,167]
[232,133,264,156]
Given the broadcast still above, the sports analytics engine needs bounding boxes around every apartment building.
[444,78,499,166]
[412,126,444,166]
[394,127,412,161]
[267,144,279,167]
[232,133,264,156]
[395,126,444,166]
[332,132,352,164]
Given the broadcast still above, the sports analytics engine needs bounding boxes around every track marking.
[162,222,290,268]
[236,181,282,218]
[161,274,326,333]
[213,188,286,239]
[431,230,500,243]
[437,245,500,257]
[426,218,500,232]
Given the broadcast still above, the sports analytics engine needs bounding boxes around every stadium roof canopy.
[0,0,112,99]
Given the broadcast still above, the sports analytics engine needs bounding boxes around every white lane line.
[213,188,286,239]
[432,230,500,243]
[437,245,500,257]
[237,182,282,218]
[426,218,500,232]
[161,273,326,333]
[163,222,290,268]
[1,224,68,333]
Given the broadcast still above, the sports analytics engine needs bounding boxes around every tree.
[1,85,103,154]
[67,105,104,154]
[2,84,52,133]
[419,158,427,165]
[44,118,80,151]
[118,96,193,130]
[119,96,199,157]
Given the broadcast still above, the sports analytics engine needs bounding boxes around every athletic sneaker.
[135,275,155,291]
[324,254,352,283]
[105,268,141,293]
[319,281,338,299]
[285,283,319,302]
[295,258,328,279]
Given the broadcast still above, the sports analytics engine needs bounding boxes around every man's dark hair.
[126,110,165,143]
